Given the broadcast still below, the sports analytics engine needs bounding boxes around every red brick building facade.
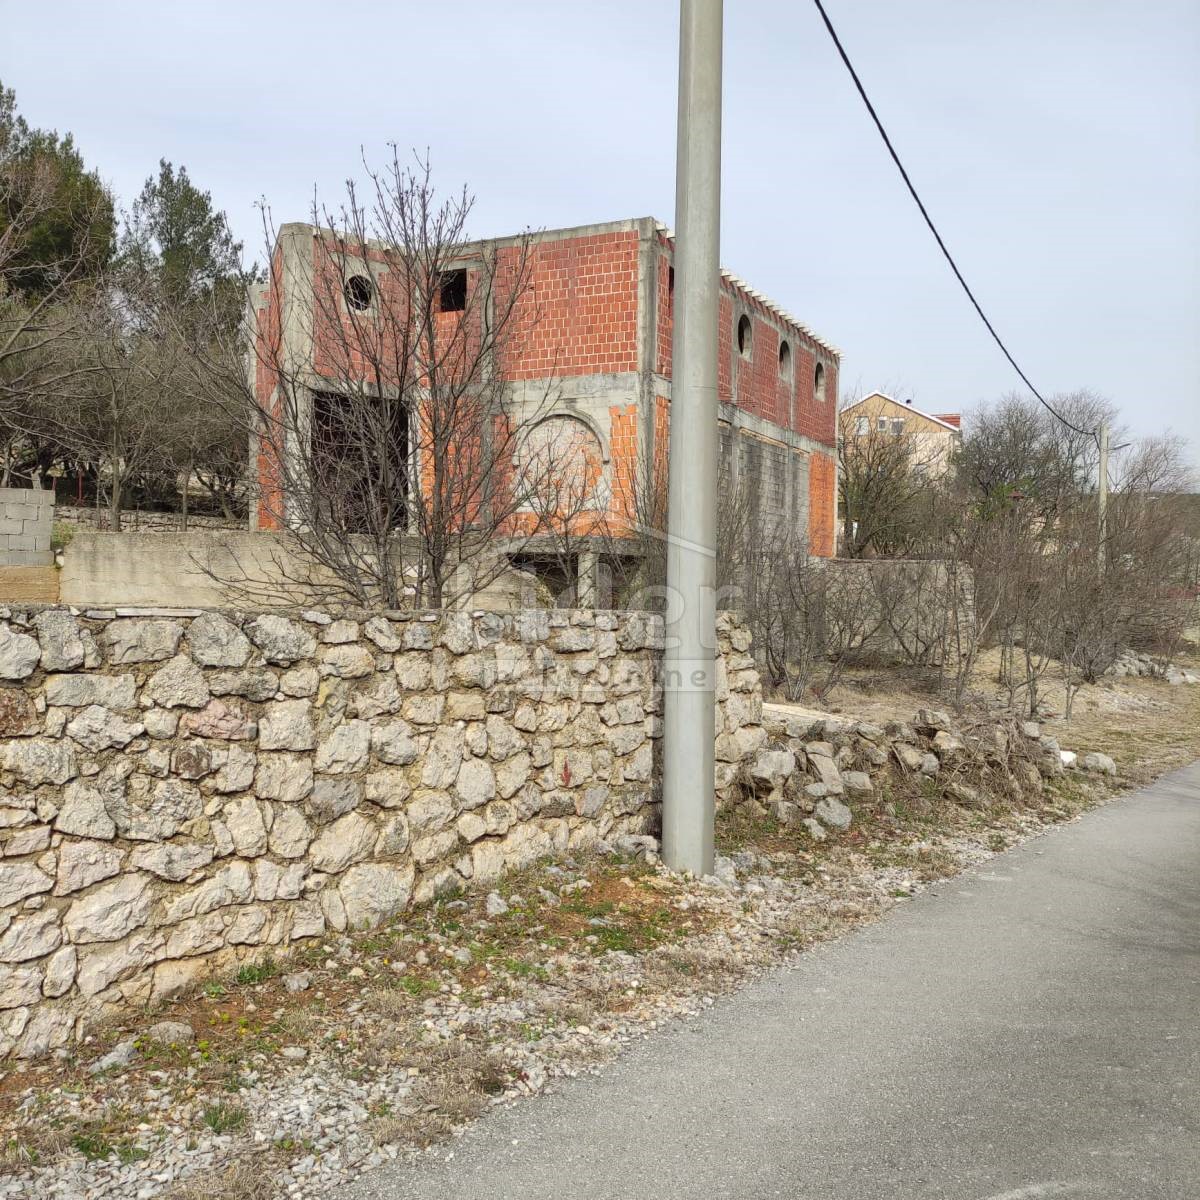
[251,216,838,564]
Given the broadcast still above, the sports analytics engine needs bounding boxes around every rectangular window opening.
[439,268,467,312]
[311,391,409,532]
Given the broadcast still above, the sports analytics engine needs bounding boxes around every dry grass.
[370,1039,509,1149]
[167,1153,280,1200]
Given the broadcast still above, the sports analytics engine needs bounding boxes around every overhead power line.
[811,0,1099,445]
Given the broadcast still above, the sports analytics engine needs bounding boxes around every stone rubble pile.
[0,604,763,1060]
[1107,649,1199,685]
[741,706,1117,837]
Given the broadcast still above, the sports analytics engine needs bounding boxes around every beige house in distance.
[841,391,962,476]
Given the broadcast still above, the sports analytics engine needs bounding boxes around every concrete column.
[576,549,598,607]
[662,0,722,877]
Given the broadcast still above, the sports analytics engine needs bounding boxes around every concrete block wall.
[0,488,53,567]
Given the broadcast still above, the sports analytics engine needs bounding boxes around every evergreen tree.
[0,79,115,298]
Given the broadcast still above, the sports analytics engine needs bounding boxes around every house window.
[877,417,888,432]
[344,275,373,312]
[855,416,869,436]
[311,391,409,531]
[778,339,792,376]
[814,361,826,402]
[737,314,752,358]
[438,269,466,312]
[891,418,905,435]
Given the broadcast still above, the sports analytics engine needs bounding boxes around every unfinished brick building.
[250,216,839,599]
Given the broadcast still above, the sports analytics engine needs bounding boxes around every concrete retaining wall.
[58,531,539,612]
[0,604,761,1059]
[0,488,53,567]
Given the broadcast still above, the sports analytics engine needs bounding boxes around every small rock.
[1080,751,1116,776]
[813,795,852,831]
[281,1046,308,1060]
[485,892,509,917]
[145,1021,195,1046]
[801,818,828,842]
[842,771,873,795]
[88,1039,137,1074]
[284,971,312,994]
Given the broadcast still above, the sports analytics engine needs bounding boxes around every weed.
[235,956,279,986]
[201,1102,247,1134]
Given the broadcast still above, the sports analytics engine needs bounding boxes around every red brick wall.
[503,230,640,381]
[807,450,836,557]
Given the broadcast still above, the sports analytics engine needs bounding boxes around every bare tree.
[30,285,176,530]
[837,401,944,558]
[191,154,563,608]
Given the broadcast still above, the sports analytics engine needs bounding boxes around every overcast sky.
[4,0,1198,467]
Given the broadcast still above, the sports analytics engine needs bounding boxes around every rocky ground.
[0,659,1194,1200]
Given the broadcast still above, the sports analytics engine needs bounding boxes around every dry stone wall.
[0,604,762,1059]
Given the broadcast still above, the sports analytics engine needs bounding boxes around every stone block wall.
[0,488,53,567]
[0,604,762,1059]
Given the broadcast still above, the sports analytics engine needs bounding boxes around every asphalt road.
[338,761,1200,1200]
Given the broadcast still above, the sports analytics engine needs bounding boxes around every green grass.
[397,973,441,998]
[201,1102,247,1134]
[71,1133,148,1164]
[50,521,76,552]
[235,956,279,986]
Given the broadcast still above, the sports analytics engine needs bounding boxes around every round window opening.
[345,275,373,311]
[779,339,792,374]
[737,314,752,357]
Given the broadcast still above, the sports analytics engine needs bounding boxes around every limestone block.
[65,873,153,944]
[268,807,313,860]
[181,699,257,740]
[421,727,465,789]
[65,705,144,752]
[363,768,412,808]
[258,700,315,751]
[3,740,76,787]
[129,841,214,881]
[245,614,315,664]
[54,781,116,840]
[363,617,403,652]
[307,777,362,824]
[339,862,414,929]
[42,945,76,997]
[310,812,376,874]
[315,720,371,774]
[34,610,85,672]
[53,839,122,895]
[208,668,278,702]
[224,796,268,857]
[102,619,183,665]
[370,719,418,766]
[0,624,40,680]
[455,758,496,810]
[319,644,374,679]
[254,753,313,804]
[187,611,251,667]
[0,910,61,963]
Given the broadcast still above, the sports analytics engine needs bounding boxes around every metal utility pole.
[1097,422,1109,575]
[662,0,722,876]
